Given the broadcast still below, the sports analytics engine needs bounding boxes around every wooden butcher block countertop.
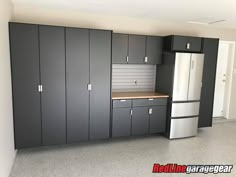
[112,92,169,100]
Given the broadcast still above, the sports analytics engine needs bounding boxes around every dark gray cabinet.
[199,38,219,128]
[112,33,128,64]
[65,28,90,143]
[39,26,66,145]
[146,36,163,64]
[89,30,111,140]
[164,35,202,53]
[128,34,146,64]
[112,108,131,137]
[149,106,167,133]
[10,23,42,149]
[132,107,149,136]
[112,33,163,64]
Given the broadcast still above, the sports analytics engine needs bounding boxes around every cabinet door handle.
[120,100,127,102]
[87,84,92,91]
[186,43,190,49]
[38,85,41,92]
[144,56,148,63]
[130,109,133,115]
[149,108,152,115]
[148,98,154,101]
[38,85,43,92]
[126,56,129,63]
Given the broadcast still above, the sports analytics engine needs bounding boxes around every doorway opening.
[213,41,235,119]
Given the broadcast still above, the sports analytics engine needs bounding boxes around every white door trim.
[220,41,235,119]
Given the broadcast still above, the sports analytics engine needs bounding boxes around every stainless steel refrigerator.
[169,53,204,139]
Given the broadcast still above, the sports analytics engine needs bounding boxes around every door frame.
[214,40,235,119]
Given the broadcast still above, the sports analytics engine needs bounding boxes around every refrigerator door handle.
[191,60,195,69]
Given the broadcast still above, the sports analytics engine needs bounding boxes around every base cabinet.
[112,98,167,138]
[132,107,149,136]
[112,108,131,138]
[149,106,167,134]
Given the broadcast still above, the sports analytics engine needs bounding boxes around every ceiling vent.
[188,18,226,25]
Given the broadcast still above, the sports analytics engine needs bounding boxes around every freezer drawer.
[169,117,198,139]
[171,102,200,117]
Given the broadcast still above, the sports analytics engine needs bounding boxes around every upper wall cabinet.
[112,33,163,64]
[146,36,163,64]
[164,35,202,53]
[112,33,128,64]
[128,34,146,64]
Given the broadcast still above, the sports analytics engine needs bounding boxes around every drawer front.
[113,99,132,108]
[169,117,198,139]
[172,36,202,52]
[171,102,200,117]
[132,98,167,107]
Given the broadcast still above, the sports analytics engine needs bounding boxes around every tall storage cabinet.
[10,23,112,149]
[65,29,111,142]
[39,26,66,146]
[10,23,42,149]
[89,30,111,140]
[65,28,90,143]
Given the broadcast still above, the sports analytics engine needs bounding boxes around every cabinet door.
[112,33,128,64]
[149,106,167,134]
[90,30,111,140]
[146,36,163,64]
[66,28,89,143]
[128,35,146,64]
[199,38,219,128]
[39,26,66,145]
[172,36,202,52]
[132,107,149,136]
[112,108,131,137]
[10,23,41,149]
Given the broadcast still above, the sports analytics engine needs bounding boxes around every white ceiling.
[11,0,236,29]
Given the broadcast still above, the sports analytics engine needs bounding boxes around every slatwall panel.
[112,64,156,92]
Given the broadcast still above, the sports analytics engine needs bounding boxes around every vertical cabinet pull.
[144,56,148,63]
[149,108,152,115]
[126,56,129,63]
[88,84,92,91]
[186,43,190,49]
[130,109,133,115]
[38,85,43,92]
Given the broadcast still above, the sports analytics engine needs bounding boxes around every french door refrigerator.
[169,53,204,139]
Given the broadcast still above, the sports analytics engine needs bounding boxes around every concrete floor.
[10,121,236,177]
